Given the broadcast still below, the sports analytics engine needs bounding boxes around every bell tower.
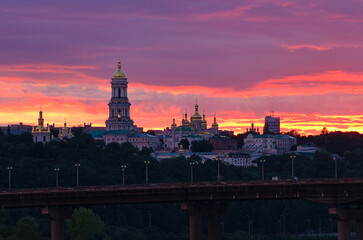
[105,61,134,131]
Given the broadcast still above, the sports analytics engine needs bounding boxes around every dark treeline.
[0,131,363,239]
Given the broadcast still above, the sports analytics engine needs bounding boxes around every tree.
[190,140,213,152]
[321,127,329,135]
[8,217,46,240]
[69,208,105,240]
[179,139,190,150]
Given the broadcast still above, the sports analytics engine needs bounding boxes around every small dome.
[191,113,202,121]
[113,61,127,78]
[191,103,202,121]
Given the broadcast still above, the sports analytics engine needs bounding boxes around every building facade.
[209,135,237,150]
[223,153,254,168]
[243,133,297,155]
[264,115,280,134]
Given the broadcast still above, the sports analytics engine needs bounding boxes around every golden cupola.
[171,118,177,129]
[184,113,190,124]
[191,104,202,121]
[112,61,127,78]
[212,115,219,128]
[201,113,207,125]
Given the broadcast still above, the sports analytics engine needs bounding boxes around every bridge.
[1,179,363,240]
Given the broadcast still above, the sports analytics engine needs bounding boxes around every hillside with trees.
[0,131,362,239]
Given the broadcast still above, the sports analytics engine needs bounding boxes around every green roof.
[89,130,106,138]
[174,125,193,132]
[104,130,131,135]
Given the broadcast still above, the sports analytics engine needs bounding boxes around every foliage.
[179,139,190,150]
[7,217,46,240]
[0,131,362,239]
[190,140,213,152]
[69,207,105,240]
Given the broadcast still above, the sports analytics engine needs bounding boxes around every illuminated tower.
[201,111,207,132]
[171,118,177,131]
[191,103,202,132]
[211,114,219,135]
[105,61,134,131]
[32,110,51,143]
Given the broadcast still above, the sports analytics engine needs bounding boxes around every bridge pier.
[181,201,228,240]
[329,207,363,240]
[42,207,73,240]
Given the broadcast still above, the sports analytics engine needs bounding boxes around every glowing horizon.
[0,0,363,136]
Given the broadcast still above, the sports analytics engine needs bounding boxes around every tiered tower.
[105,61,134,131]
[32,110,51,143]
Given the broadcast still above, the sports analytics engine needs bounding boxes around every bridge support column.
[189,214,203,240]
[337,219,350,240]
[329,207,363,240]
[42,208,73,240]
[356,220,363,240]
[181,202,228,240]
[208,213,221,240]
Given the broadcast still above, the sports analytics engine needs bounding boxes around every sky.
[1,0,363,135]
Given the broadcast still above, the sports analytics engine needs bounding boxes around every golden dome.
[201,114,207,124]
[171,118,177,128]
[212,116,218,128]
[191,104,202,121]
[113,61,127,78]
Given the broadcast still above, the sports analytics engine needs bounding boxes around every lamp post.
[281,214,285,236]
[190,161,196,184]
[75,162,80,187]
[260,159,266,181]
[290,155,296,180]
[144,160,150,184]
[246,215,251,237]
[121,164,127,186]
[54,167,60,187]
[335,157,338,179]
[214,157,221,182]
[7,165,13,191]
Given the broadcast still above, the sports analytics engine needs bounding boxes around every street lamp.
[290,155,296,180]
[144,160,150,184]
[213,156,221,182]
[75,162,80,187]
[246,215,251,237]
[217,156,221,182]
[190,160,196,184]
[54,167,60,187]
[281,214,286,236]
[260,159,266,181]
[121,164,127,186]
[335,157,338,179]
[7,165,13,191]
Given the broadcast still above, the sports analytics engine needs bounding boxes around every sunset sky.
[1,0,363,135]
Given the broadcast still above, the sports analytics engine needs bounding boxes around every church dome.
[113,61,126,78]
[191,104,202,121]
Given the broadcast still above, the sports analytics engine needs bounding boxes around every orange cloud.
[281,44,333,51]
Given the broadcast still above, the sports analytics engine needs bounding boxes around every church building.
[105,61,134,131]
[32,110,51,144]
[90,61,158,149]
